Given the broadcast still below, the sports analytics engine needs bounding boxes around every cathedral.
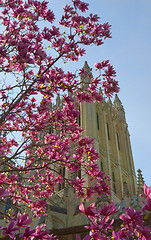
[0,62,144,240]
[78,62,136,202]
[43,62,141,239]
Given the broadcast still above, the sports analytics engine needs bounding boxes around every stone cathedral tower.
[79,61,137,203]
[43,62,137,236]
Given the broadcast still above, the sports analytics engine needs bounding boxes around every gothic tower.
[79,61,137,203]
[45,62,137,231]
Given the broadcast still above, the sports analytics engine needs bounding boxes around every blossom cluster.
[0,0,119,219]
[0,212,56,239]
[1,185,151,239]
[0,0,142,239]
[77,184,151,239]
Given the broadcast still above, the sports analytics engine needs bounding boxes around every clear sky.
[51,0,151,185]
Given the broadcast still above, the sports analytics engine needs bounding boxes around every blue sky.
[51,0,151,185]
[89,0,151,185]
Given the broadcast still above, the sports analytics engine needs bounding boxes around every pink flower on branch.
[19,226,36,239]
[143,183,151,198]
[79,202,97,218]
[33,224,56,240]
[16,212,32,227]
[0,221,20,239]
[142,195,151,212]
[98,201,119,221]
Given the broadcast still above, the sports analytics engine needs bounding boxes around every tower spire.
[113,94,125,120]
[81,61,93,90]
[113,94,124,110]
[137,169,145,195]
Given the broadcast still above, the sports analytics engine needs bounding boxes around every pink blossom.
[16,212,32,227]
[19,226,35,239]
[79,202,97,218]
[0,222,20,239]
[33,224,56,239]
[142,195,151,212]
[143,184,151,197]
[98,201,119,221]
[79,2,89,12]
[45,10,55,23]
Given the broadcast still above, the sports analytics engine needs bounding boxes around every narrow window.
[96,113,99,130]
[49,126,53,134]
[106,123,110,140]
[58,166,65,191]
[116,132,120,150]
[112,171,115,182]
[77,168,81,179]
[101,161,103,171]
[77,109,81,126]
[112,172,116,194]
[77,164,81,179]
[123,181,129,197]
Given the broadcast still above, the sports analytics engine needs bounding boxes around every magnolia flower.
[98,201,119,221]
[79,202,97,218]
[144,184,151,198]
[142,195,151,212]
[19,226,35,239]
[0,221,20,239]
[16,212,32,227]
[32,224,56,240]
